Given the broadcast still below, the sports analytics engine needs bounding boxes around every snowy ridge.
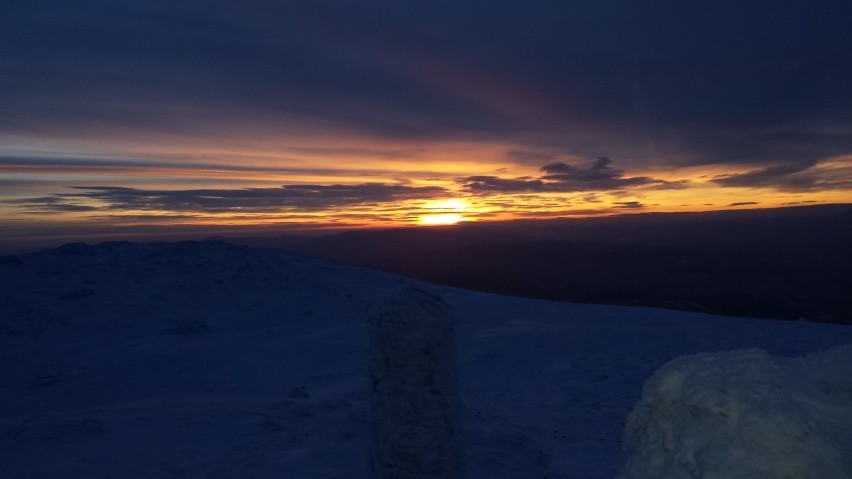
[1,240,851,478]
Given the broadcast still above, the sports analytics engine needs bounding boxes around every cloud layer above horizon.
[2,0,851,239]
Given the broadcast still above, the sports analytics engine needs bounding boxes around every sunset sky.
[2,0,851,244]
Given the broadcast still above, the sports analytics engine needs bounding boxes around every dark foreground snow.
[1,241,850,478]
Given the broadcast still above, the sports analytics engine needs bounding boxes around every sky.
[2,0,851,244]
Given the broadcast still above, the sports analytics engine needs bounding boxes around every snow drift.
[620,346,852,479]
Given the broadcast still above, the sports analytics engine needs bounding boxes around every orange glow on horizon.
[1,135,850,237]
[418,198,476,225]
[419,213,467,225]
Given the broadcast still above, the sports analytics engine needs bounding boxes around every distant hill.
[228,204,852,323]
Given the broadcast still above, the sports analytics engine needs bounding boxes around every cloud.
[614,201,645,209]
[713,163,811,187]
[712,158,852,191]
[12,195,101,213]
[2,1,850,158]
[728,202,759,207]
[1,0,851,229]
[0,155,425,178]
[0,155,285,172]
[505,148,566,165]
[462,176,544,193]
[11,183,447,214]
[461,157,687,193]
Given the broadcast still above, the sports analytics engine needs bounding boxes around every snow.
[620,346,852,479]
[1,240,851,478]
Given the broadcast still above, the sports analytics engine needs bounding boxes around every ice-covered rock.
[620,346,852,479]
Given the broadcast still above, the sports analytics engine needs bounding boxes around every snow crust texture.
[368,288,464,479]
[2,241,852,478]
[621,346,852,479]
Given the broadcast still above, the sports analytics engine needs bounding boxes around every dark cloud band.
[12,183,448,214]
[461,158,688,193]
[2,1,851,170]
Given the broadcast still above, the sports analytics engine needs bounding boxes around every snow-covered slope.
[1,240,850,478]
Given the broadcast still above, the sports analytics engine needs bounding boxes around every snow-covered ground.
[1,240,850,478]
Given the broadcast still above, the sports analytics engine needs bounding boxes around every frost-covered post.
[367,288,465,479]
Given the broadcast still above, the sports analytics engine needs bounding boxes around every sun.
[419,213,467,225]
[418,198,471,225]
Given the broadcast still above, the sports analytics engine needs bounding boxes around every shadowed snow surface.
[1,240,851,478]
